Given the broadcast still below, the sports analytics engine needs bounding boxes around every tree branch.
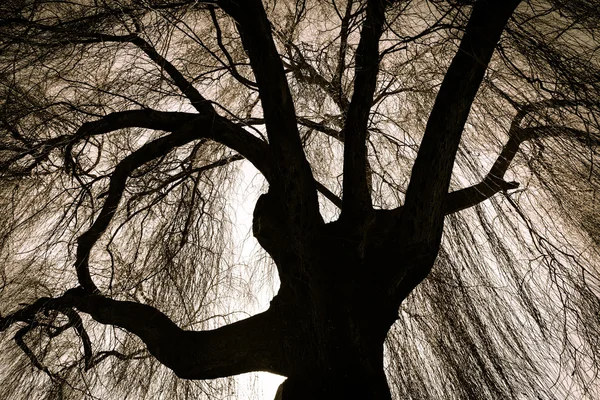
[401,0,521,244]
[445,124,599,214]
[208,7,258,89]
[333,0,355,111]
[2,289,291,379]
[445,177,519,214]
[0,15,212,114]
[73,112,272,292]
[65,109,197,172]
[218,0,322,234]
[445,94,600,215]
[341,0,387,221]
[73,292,289,379]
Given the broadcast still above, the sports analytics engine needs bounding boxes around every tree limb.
[73,112,272,292]
[2,289,291,379]
[445,124,599,214]
[218,0,321,229]
[401,0,522,244]
[341,0,387,221]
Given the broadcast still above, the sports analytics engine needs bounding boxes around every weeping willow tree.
[1,0,599,398]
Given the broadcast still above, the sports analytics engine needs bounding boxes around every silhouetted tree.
[1,0,599,399]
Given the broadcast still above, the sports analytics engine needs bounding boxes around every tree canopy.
[1,0,599,399]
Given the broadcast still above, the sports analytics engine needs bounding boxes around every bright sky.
[228,160,286,399]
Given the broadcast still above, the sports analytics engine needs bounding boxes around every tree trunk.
[276,363,392,400]
[254,200,430,399]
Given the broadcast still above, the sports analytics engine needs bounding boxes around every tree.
[1,0,599,398]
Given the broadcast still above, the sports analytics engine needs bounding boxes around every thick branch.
[2,290,290,379]
[74,113,272,292]
[65,110,197,171]
[73,292,289,379]
[341,0,387,220]
[315,181,343,208]
[445,177,519,214]
[401,0,521,243]
[218,0,305,165]
[219,0,321,233]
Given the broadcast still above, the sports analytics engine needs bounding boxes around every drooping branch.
[89,32,214,114]
[65,109,197,172]
[1,289,291,380]
[208,7,258,89]
[127,35,214,114]
[0,15,212,114]
[445,97,600,214]
[445,125,599,214]
[73,112,272,292]
[341,0,387,221]
[64,109,272,179]
[13,324,53,377]
[400,0,522,245]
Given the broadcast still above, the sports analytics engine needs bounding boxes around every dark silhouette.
[1,1,599,399]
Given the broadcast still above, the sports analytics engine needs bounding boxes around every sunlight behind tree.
[1,0,599,399]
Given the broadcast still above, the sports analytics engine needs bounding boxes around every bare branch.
[401,0,522,244]
[341,0,388,221]
[73,291,291,379]
[446,117,599,215]
[208,7,258,89]
[2,290,291,379]
[74,113,271,292]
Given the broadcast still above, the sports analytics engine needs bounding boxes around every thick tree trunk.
[276,362,392,400]
[253,197,435,399]
[271,305,393,399]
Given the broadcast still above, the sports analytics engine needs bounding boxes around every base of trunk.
[275,367,391,400]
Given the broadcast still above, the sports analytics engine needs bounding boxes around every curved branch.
[1,14,212,114]
[445,124,599,214]
[14,324,53,376]
[74,113,272,292]
[2,290,291,379]
[86,32,213,114]
[65,109,197,172]
[445,97,599,214]
[74,292,290,378]
[208,7,258,89]
[128,35,214,114]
